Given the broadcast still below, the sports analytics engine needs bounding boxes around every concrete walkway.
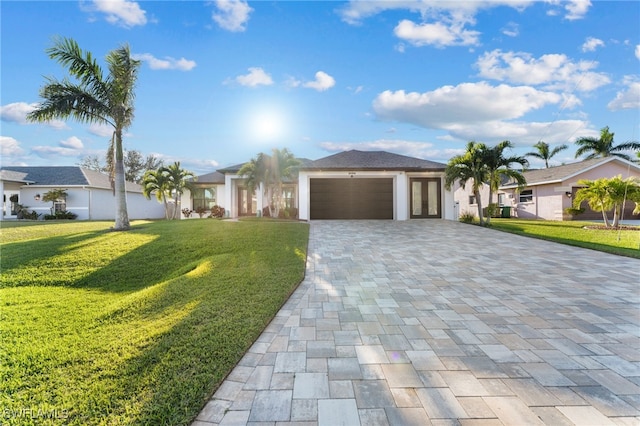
[193,220,640,426]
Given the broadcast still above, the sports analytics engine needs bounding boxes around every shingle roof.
[0,166,143,192]
[301,150,446,171]
[501,157,637,188]
[192,171,226,184]
[217,158,314,174]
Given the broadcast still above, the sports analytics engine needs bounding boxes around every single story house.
[184,150,456,221]
[454,157,640,221]
[0,166,166,221]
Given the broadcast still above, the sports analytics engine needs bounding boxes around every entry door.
[410,178,441,218]
[237,187,256,216]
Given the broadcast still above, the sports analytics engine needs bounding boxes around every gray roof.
[0,166,143,192]
[192,171,226,184]
[301,150,446,171]
[217,158,314,174]
[501,157,638,189]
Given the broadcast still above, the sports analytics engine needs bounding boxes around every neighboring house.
[185,150,456,221]
[454,157,640,221]
[0,166,166,221]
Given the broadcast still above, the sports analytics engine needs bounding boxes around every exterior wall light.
[565,191,572,198]
[34,193,41,201]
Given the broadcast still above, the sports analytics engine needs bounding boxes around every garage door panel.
[310,178,393,220]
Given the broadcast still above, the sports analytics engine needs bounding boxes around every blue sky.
[1,0,639,174]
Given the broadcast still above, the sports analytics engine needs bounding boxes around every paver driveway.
[194,220,640,426]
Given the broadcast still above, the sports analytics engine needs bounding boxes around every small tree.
[573,176,640,227]
[445,141,489,225]
[163,162,195,219]
[42,189,68,214]
[142,169,171,219]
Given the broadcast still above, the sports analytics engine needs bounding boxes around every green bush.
[44,210,78,220]
[459,211,476,223]
[209,205,225,218]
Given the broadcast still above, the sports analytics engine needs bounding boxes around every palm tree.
[573,178,613,226]
[445,141,490,225]
[162,162,195,219]
[27,37,141,230]
[238,148,300,218]
[525,141,568,168]
[142,169,171,219]
[574,126,640,161]
[599,175,640,228]
[483,141,528,224]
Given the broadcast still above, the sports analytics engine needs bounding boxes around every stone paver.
[193,220,640,425]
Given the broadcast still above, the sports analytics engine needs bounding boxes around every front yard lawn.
[489,218,640,259]
[0,219,308,425]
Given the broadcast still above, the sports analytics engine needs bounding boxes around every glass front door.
[238,187,256,216]
[410,178,441,218]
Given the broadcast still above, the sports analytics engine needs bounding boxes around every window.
[519,189,533,203]
[469,195,477,205]
[192,187,216,210]
[54,201,66,213]
[498,193,506,206]
[282,186,296,210]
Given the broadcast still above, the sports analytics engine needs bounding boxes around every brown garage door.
[310,178,393,219]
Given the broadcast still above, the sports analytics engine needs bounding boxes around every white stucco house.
[184,150,457,221]
[454,157,640,221]
[0,166,166,221]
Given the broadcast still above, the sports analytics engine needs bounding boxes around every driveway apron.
[194,220,640,426]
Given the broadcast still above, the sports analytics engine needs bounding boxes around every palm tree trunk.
[113,130,130,230]
[474,189,485,225]
[486,189,494,225]
[612,203,620,227]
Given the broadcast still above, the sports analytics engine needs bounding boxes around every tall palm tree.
[142,169,171,219]
[482,141,528,224]
[27,37,140,230]
[162,162,195,219]
[525,141,568,168]
[239,148,300,218]
[574,126,640,161]
[445,141,490,225]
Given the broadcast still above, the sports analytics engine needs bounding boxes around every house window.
[283,186,295,210]
[498,193,506,206]
[54,201,66,213]
[192,187,216,210]
[469,195,477,205]
[519,189,533,203]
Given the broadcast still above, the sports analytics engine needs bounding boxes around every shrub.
[486,203,501,218]
[459,211,476,223]
[209,205,225,218]
[195,206,207,218]
[564,207,585,216]
[182,208,192,218]
[44,210,77,220]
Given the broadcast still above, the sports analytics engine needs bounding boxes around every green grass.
[0,219,309,425]
[488,218,640,259]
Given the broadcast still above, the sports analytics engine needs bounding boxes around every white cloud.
[132,53,196,71]
[581,37,604,52]
[373,82,563,128]
[0,136,25,156]
[303,71,336,92]
[501,22,519,37]
[607,78,640,111]
[90,0,147,28]
[444,119,596,145]
[476,49,610,92]
[231,67,273,88]
[0,102,68,129]
[212,0,253,32]
[60,136,84,150]
[636,44,640,60]
[88,123,113,137]
[564,0,591,20]
[338,1,533,26]
[31,146,82,158]
[394,19,480,48]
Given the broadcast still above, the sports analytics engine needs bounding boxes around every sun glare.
[249,109,287,142]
